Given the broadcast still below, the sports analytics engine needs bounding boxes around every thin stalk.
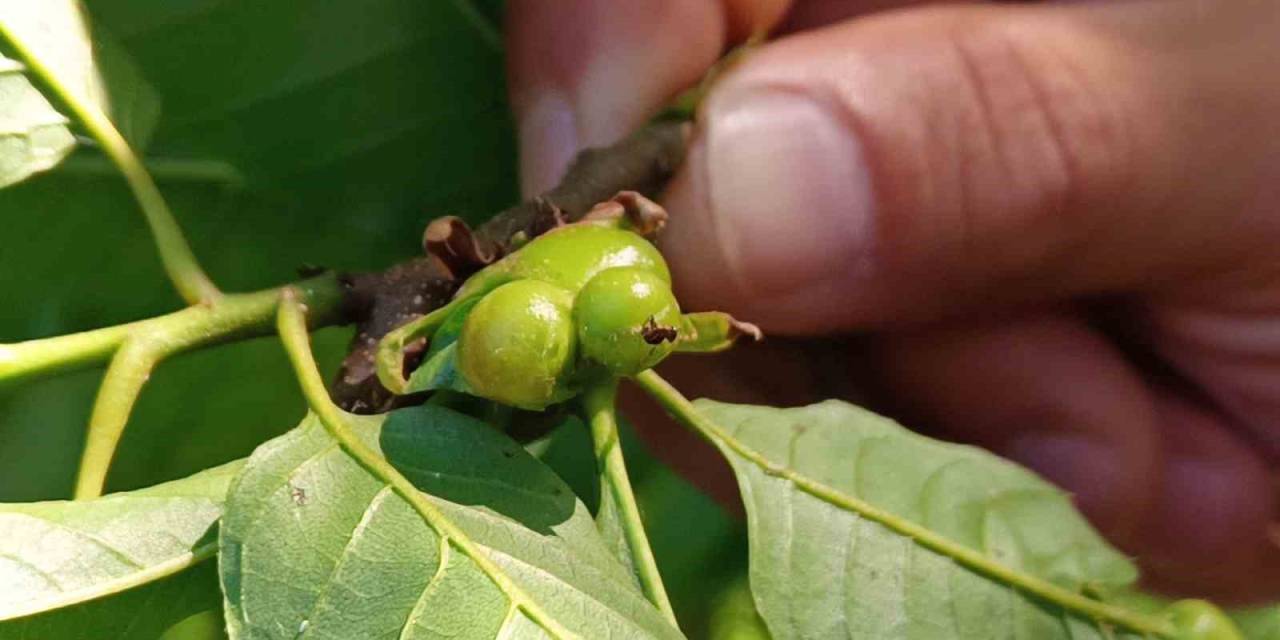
[632,370,1178,639]
[73,340,159,499]
[582,380,678,626]
[276,291,577,640]
[56,274,344,499]
[0,323,139,384]
[1,274,344,386]
[0,22,220,304]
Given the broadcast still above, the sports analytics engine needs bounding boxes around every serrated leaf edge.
[633,370,1175,638]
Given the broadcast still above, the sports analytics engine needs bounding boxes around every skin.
[506,0,1280,602]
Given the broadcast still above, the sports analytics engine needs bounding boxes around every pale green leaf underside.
[0,52,75,188]
[696,400,1146,640]
[0,459,242,628]
[0,3,107,116]
[219,406,683,639]
[0,1,161,189]
[0,1,101,188]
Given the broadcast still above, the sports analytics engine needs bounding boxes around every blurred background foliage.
[0,1,749,635]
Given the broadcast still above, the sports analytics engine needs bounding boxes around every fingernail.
[694,89,875,297]
[1003,434,1133,536]
[518,91,579,197]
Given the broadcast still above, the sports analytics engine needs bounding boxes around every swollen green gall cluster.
[378,205,759,411]
[456,279,576,409]
[452,223,689,410]
[574,266,682,376]
[1166,600,1243,640]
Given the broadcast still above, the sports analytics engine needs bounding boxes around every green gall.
[456,280,576,410]
[1167,600,1243,640]
[574,267,682,376]
[455,223,670,300]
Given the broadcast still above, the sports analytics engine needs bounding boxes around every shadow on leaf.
[379,404,575,534]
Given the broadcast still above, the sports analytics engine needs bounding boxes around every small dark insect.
[640,316,678,345]
[289,484,308,506]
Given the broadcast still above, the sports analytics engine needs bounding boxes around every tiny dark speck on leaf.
[290,484,308,506]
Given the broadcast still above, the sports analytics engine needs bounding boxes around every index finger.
[505,0,790,196]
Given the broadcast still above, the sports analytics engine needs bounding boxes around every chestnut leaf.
[694,400,1159,639]
[219,405,683,639]
[0,460,242,638]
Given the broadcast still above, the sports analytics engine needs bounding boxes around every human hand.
[506,0,1280,602]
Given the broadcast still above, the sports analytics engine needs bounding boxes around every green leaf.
[0,0,514,502]
[160,608,227,640]
[1230,605,1280,640]
[0,459,241,638]
[0,563,224,640]
[0,2,159,188]
[0,3,107,116]
[0,5,77,189]
[89,28,161,150]
[220,405,684,639]
[707,576,770,640]
[0,50,75,188]
[693,399,1164,639]
[405,296,483,394]
[406,343,474,395]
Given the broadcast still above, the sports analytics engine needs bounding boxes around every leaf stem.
[0,21,220,305]
[275,291,578,640]
[0,323,137,384]
[632,370,1178,639]
[73,339,159,499]
[582,380,678,626]
[51,274,345,499]
[1,275,343,387]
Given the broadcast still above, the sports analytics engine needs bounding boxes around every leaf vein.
[298,485,395,639]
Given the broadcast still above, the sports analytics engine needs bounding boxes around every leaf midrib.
[273,414,583,640]
[724,418,1170,637]
[632,373,1174,638]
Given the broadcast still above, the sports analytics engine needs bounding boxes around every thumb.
[505,0,791,197]
[660,0,1280,333]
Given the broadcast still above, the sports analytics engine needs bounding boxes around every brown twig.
[332,119,692,412]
